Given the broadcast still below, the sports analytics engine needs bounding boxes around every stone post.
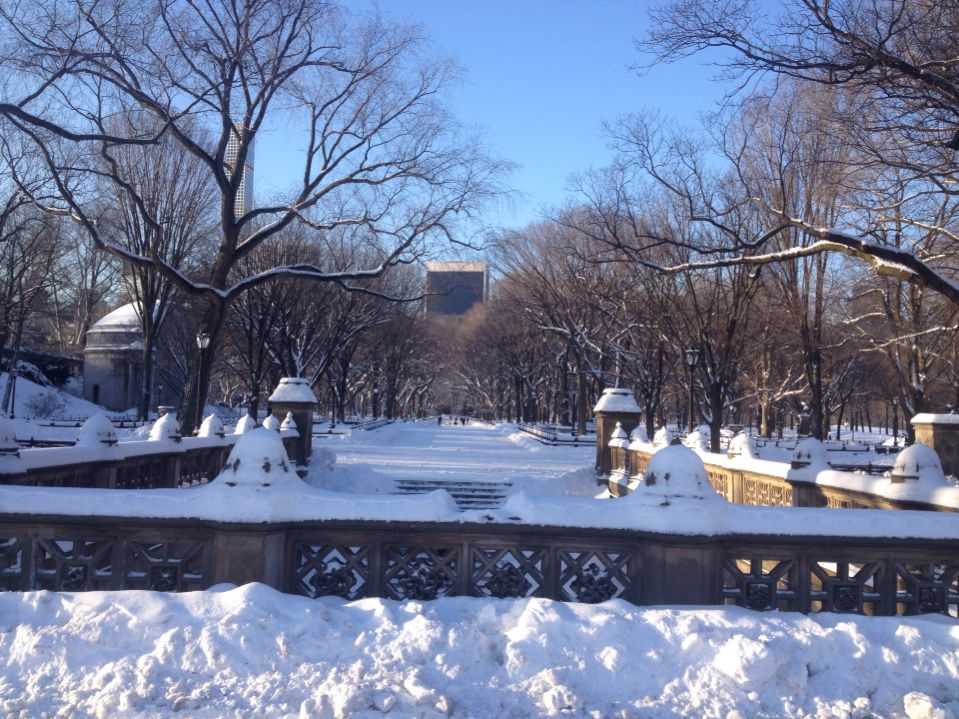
[593,387,642,479]
[268,377,318,466]
[910,414,959,476]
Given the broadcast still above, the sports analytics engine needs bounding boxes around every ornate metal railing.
[517,423,595,446]
[1,514,956,617]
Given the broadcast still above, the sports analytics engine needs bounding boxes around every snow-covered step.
[393,479,513,510]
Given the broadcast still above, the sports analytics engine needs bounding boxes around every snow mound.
[197,413,225,438]
[280,411,299,434]
[891,442,945,484]
[262,414,280,431]
[148,412,181,442]
[639,444,723,502]
[653,425,674,447]
[76,412,118,448]
[2,588,958,718]
[234,414,258,435]
[789,437,830,479]
[684,424,711,451]
[215,427,296,489]
[727,432,758,460]
[629,424,649,444]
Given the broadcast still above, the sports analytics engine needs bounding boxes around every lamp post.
[684,347,700,434]
[195,331,211,429]
[892,396,899,447]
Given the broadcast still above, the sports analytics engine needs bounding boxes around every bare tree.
[638,0,959,306]
[0,0,502,432]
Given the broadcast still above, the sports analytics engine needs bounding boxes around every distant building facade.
[226,124,254,216]
[82,304,144,410]
[424,262,488,315]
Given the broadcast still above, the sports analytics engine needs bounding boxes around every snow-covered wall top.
[268,377,318,405]
[1,467,957,541]
[912,413,959,425]
[592,388,641,414]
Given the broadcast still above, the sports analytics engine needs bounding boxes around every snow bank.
[0,585,957,718]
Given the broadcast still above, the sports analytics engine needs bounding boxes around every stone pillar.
[593,387,642,478]
[910,414,958,476]
[268,377,318,466]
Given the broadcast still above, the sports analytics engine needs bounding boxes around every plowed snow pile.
[1,584,957,718]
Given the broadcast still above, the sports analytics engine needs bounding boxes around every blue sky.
[255,1,729,231]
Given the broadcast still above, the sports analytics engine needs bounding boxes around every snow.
[913,413,959,426]
[89,302,141,329]
[268,377,318,405]
[2,422,959,539]
[197,413,226,438]
[2,422,959,716]
[148,412,181,442]
[1,584,957,718]
[638,444,723,502]
[592,387,641,414]
[75,412,118,448]
[234,414,258,435]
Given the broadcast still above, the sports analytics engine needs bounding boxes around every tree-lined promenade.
[0,1,957,451]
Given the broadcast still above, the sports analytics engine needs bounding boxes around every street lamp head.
[684,347,700,369]
[196,331,212,350]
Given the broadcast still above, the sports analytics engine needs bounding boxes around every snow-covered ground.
[1,584,957,718]
[2,420,959,717]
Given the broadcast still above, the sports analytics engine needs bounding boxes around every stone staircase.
[393,479,513,510]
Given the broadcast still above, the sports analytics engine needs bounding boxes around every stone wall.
[0,513,956,616]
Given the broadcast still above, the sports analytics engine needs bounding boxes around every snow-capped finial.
[0,416,19,456]
[76,412,118,447]
[891,442,944,484]
[653,426,674,447]
[234,414,258,435]
[262,414,280,431]
[790,438,829,470]
[629,425,649,445]
[215,427,296,490]
[198,413,226,438]
[727,432,757,460]
[640,444,723,502]
[149,411,181,442]
[280,411,299,435]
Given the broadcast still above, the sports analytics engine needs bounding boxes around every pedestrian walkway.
[326,420,594,509]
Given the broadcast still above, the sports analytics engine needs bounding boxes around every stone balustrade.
[0,512,955,616]
[612,441,959,513]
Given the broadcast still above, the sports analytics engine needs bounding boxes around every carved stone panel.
[0,537,23,591]
[722,557,798,611]
[34,538,115,591]
[809,560,883,614]
[383,545,457,600]
[895,562,959,617]
[294,544,371,600]
[123,539,209,591]
[471,547,544,599]
[558,550,631,603]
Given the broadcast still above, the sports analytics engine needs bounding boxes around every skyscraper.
[226,124,254,217]
[424,262,488,315]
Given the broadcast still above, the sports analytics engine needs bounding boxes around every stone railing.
[615,443,959,512]
[0,433,300,490]
[0,513,956,616]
